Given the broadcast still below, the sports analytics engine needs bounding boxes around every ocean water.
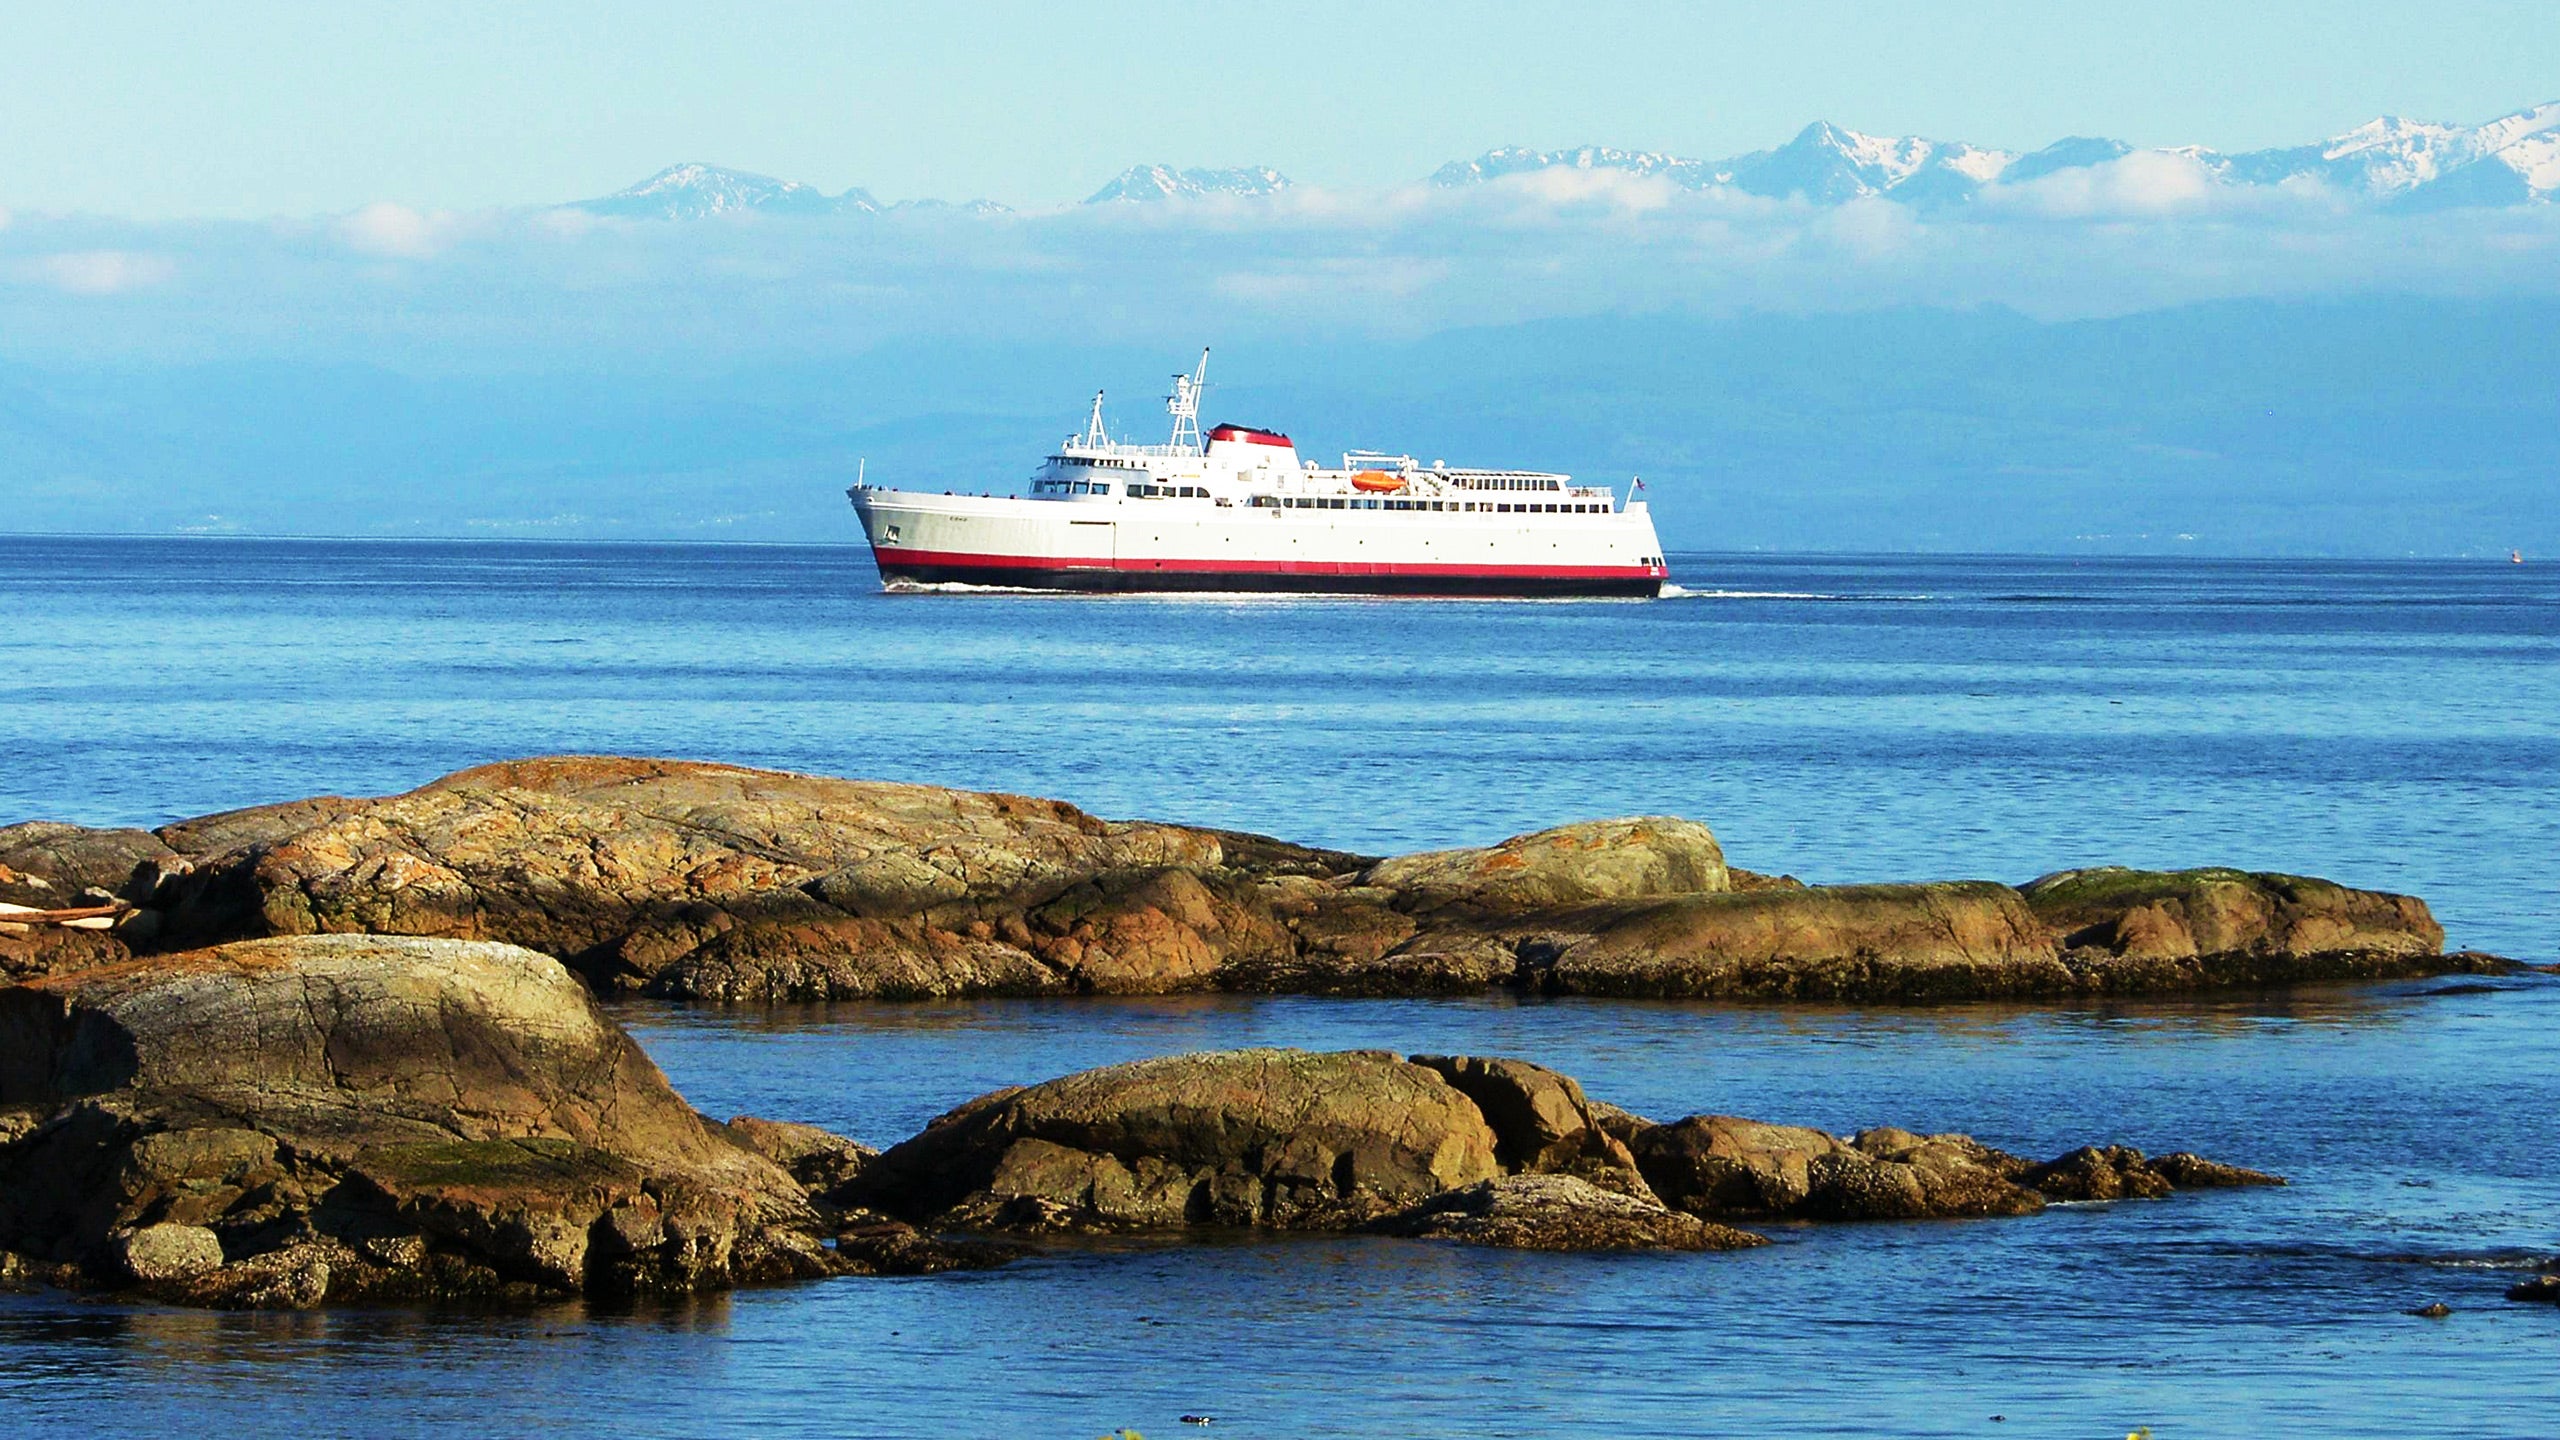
[1,537,2555,1438]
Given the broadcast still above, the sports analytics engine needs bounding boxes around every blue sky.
[6,1,2558,216]
[4,3,2556,554]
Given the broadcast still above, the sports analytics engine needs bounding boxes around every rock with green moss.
[2021,867,2452,985]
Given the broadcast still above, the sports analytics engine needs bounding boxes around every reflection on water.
[6,984,2557,1438]
[3,544,2556,1436]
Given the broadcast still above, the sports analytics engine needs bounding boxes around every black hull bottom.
[878,564,1663,598]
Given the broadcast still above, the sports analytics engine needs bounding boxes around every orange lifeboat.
[1350,470,1406,494]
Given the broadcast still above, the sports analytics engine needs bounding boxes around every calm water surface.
[0,539,2553,1437]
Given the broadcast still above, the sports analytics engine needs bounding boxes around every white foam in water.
[1662,583,1932,601]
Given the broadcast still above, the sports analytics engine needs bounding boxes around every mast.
[1166,348,1207,453]
[1082,390,1109,447]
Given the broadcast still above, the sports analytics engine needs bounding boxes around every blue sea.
[1,538,2554,1438]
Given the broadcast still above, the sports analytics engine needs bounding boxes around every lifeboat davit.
[1350,470,1406,494]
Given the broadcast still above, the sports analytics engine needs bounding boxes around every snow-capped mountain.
[1431,125,2018,204]
[1718,122,2013,203]
[574,102,2556,220]
[1434,101,2560,209]
[1428,145,1712,188]
[1084,165,1291,203]
[570,164,1011,219]
[2212,101,2560,206]
[572,163,871,219]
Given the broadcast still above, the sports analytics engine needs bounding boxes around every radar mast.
[1166,348,1208,453]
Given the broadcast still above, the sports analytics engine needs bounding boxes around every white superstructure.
[848,352,1667,596]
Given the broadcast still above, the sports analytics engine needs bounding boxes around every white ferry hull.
[851,489,1666,597]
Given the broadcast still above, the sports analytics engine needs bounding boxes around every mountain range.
[572,162,1010,219]
[1083,164,1291,203]
[1435,102,2560,209]
[572,101,2559,217]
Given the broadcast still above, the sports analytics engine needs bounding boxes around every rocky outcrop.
[844,1048,2274,1253]
[0,934,970,1306]
[846,1050,1508,1233]
[1368,1174,1762,1252]
[840,1047,1726,1248]
[2022,867,2454,987]
[136,757,1268,1001]
[1,1002,2290,1299]
[1538,882,2063,1001]
[1363,818,1729,915]
[0,756,2496,1004]
[1627,1115,2281,1222]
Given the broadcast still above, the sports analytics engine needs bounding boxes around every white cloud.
[1,182,2557,365]
[1984,150,2236,219]
[26,250,174,294]
[1489,166,1683,215]
[335,201,469,258]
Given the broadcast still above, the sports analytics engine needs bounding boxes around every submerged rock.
[0,934,882,1306]
[2508,1263,2560,1304]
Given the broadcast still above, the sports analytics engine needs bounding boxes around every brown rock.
[1633,1118,2047,1221]
[2022,867,2446,978]
[1543,882,2062,1001]
[0,934,851,1305]
[147,757,1223,998]
[1362,817,1730,915]
[848,1049,1502,1233]
[1628,1118,2270,1222]
[2144,1151,2286,1190]
[726,1116,877,1195]
[2017,1145,2174,1201]
[1371,1174,1765,1252]
[1,921,131,985]
[113,1222,225,1281]
[42,758,2497,1007]
[0,821,175,903]
[1408,1054,1644,1183]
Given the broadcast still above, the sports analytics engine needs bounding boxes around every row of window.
[1458,476,1563,492]
[1245,496,1610,515]
[1033,479,1605,515]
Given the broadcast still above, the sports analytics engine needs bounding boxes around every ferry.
[847,353,1667,596]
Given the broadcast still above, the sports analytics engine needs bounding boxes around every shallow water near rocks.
[1,539,2556,1437]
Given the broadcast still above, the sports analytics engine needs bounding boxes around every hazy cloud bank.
[3,178,2557,367]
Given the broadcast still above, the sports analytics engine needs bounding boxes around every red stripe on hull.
[868,546,1663,596]
[872,546,1657,582]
